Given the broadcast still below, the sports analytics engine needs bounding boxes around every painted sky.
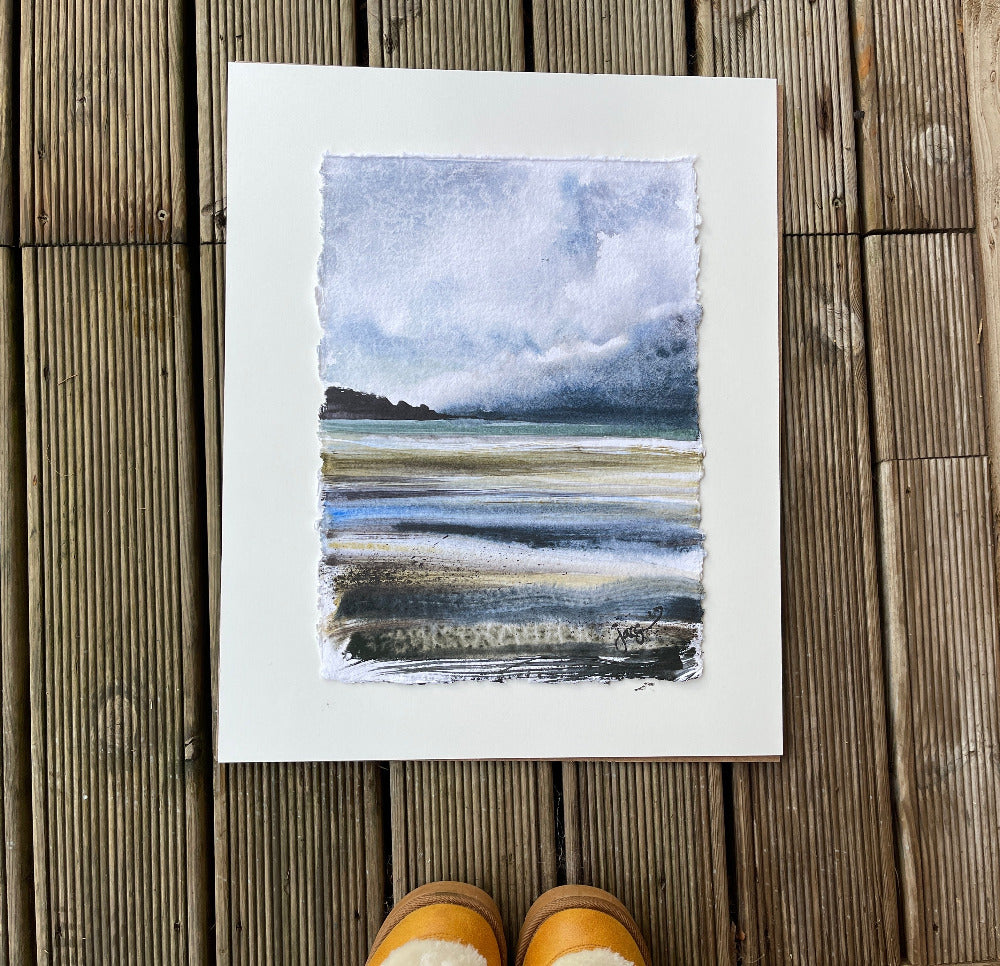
[317,155,701,428]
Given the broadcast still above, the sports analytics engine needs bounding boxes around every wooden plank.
[532,0,686,74]
[866,233,987,461]
[22,245,210,963]
[214,762,384,965]
[1,248,35,964]
[389,761,557,945]
[694,0,858,235]
[733,236,899,964]
[852,0,974,230]
[200,244,385,964]
[963,1,1000,564]
[20,0,186,244]
[880,457,1000,964]
[368,0,525,69]
[0,0,14,243]
[193,0,355,243]
[563,762,731,966]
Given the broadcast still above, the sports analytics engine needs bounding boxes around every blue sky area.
[316,155,701,429]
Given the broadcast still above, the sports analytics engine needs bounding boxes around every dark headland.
[319,386,452,421]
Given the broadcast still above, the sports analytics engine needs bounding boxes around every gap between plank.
[379,761,394,920]
[551,762,567,887]
[720,763,739,955]
[3,241,38,963]
[684,0,698,76]
[10,0,20,245]
[521,0,535,72]
[5,0,36,953]
[179,0,218,956]
[356,0,371,67]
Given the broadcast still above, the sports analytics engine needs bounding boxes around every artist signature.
[613,605,665,651]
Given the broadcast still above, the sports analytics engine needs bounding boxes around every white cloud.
[316,155,700,417]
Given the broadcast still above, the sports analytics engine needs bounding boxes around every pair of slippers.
[368,881,650,966]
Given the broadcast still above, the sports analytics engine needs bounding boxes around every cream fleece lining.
[551,949,636,966]
[380,938,488,966]
[378,940,635,966]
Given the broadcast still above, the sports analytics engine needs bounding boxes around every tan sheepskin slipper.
[515,885,650,966]
[367,881,507,966]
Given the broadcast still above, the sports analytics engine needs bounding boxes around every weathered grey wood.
[22,246,210,963]
[866,233,987,461]
[694,0,858,235]
[20,0,187,244]
[563,763,731,966]
[0,0,14,244]
[390,761,557,945]
[1,247,34,965]
[194,0,355,242]
[368,0,525,69]
[532,0,686,74]
[200,244,385,965]
[880,457,1000,964]
[852,0,974,230]
[214,762,384,965]
[733,236,899,964]
[963,1,1000,609]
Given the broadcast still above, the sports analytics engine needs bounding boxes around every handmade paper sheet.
[218,66,781,761]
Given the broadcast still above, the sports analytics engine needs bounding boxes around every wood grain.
[22,246,210,964]
[695,0,858,235]
[193,0,355,242]
[733,236,899,964]
[852,0,974,230]
[532,0,686,74]
[389,761,557,945]
[368,0,525,69]
[1,248,35,965]
[214,762,384,965]
[563,762,731,966]
[963,1,1000,567]
[880,457,1000,964]
[866,233,987,461]
[20,0,186,244]
[0,0,14,244]
[199,245,385,965]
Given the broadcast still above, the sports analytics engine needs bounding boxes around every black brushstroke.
[395,519,704,552]
[340,636,699,684]
[320,386,453,421]
[336,584,703,626]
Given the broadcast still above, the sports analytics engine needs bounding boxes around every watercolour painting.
[316,155,704,684]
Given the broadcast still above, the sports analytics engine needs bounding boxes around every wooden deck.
[1,1,999,963]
